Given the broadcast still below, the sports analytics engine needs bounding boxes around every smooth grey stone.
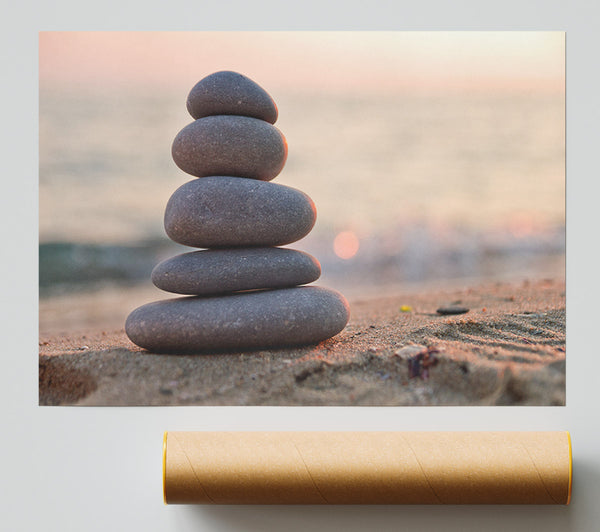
[186,71,278,124]
[172,115,287,181]
[151,247,321,295]
[125,286,350,352]
[164,177,316,248]
[436,306,470,315]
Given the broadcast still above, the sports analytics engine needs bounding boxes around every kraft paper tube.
[163,431,572,505]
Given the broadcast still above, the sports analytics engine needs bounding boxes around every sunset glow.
[334,231,360,259]
[39,32,565,94]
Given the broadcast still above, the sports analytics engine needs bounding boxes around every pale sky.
[39,31,564,94]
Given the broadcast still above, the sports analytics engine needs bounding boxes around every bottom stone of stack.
[125,286,350,353]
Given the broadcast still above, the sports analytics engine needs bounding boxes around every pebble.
[171,115,287,180]
[436,306,470,315]
[394,345,427,360]
[164,176,316,248]
[125,286,350,352]
[151,247,321,295]
[186,71,278,123]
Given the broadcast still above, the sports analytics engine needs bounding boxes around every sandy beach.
[39,278,565,406]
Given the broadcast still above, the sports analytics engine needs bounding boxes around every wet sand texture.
[39,279,565,406]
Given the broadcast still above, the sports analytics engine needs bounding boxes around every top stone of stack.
[186,71,278,124]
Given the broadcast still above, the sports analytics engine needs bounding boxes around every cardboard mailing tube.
[163,431,572,505]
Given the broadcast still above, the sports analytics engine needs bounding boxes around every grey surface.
[125,286,350,352]
[164,176,316,248]
[151,247,321,295]
[186,70,278,123]
[172,115,287,180]
[4,2,600,532]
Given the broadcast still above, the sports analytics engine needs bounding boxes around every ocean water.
[39,88,565,294]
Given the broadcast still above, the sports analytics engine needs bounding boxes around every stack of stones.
[126,71,350,353]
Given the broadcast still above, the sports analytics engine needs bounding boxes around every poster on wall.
[39,31,565,407]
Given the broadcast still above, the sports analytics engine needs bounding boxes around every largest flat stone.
[152,247,321,295]
[164,177,316,248]
[186,71,278,123]
[125,286,350,352]
[172,115,287,180]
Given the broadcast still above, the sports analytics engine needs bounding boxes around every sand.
[39,278,565,406]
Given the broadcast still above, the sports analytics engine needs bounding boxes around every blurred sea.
[39,89,565,297]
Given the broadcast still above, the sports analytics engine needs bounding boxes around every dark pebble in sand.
[164,177,316,248]
[186,71,278,123]
[125,286,350,352]
[436,306,470,315]
[152,247,321,295]
[172,115,287,180]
